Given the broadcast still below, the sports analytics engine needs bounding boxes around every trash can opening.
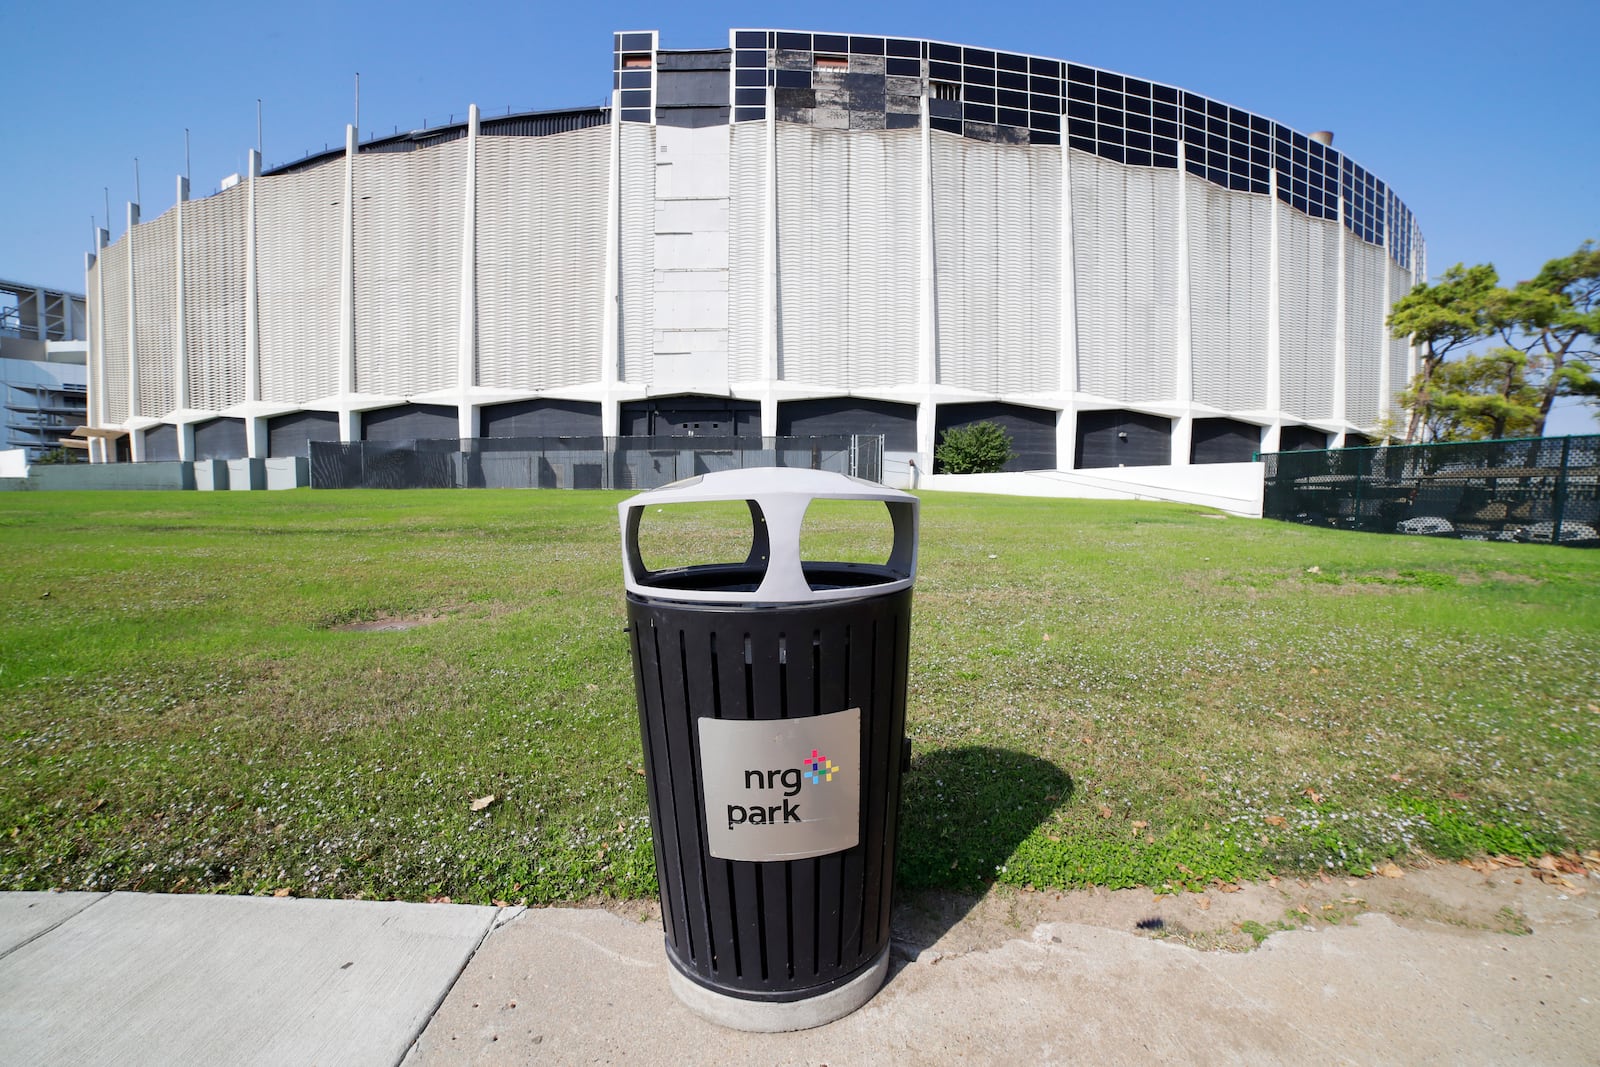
[798,498,896,570]
[632,498,768,578]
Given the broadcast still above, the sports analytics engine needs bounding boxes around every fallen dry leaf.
[1534,855,1559,872]
[1376,862,1404,879]
[1303,788,1326,804]
[1131,820,1149,830]
[1098,805,1113,819]
[1318,871,1332,884]
[1265,815,1287,827]
[1215,881,1242,894]
[1195,896,1211,911]
[272,888,291,898]
[428,895,453,904]
[470,795,496,812]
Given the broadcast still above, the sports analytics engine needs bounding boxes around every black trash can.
[619,467,919,1031]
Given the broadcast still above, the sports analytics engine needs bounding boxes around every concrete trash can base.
[619,468,919,1031]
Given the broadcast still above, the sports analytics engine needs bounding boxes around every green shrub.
[934,421,1016,474]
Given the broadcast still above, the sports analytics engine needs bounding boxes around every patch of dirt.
[331,613,450,633]
[889,858,1598,959]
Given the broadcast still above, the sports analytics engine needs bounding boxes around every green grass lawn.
[1,489,1596,902]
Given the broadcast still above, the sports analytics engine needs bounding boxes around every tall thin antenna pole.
[355,73,360,140]
[104,188,110,232]
[257,99,263,156]
[134,158,141,205]
[185,128,191,182]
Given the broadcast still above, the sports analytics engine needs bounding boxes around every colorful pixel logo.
[804,749,838,785]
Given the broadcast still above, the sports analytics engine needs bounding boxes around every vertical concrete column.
[599,92,622,438]
[91,228,109,462]
[760,83,778,436]
[1171,143,1193,466]
[1057,140,1078,471]
[174,175,193,461]
[126,202,144,462]
[245,150,268,459]
[84,248,100,461]
[915,94,937,465]
[1262,167,1283,455]
[1331,191,1348,445]
[30,288,45,340]
[457,104,480,442]
[338,125,358,442]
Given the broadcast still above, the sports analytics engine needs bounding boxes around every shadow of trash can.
[619,467,919,1032]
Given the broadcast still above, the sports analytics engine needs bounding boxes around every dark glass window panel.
[1293,148,1307,165]
[850,36,885,55]
[1097,70,1123,90]
[1183,124,1204,147]
[1126,148,1152,166]
[1067,100,1095,120]
[997,69,1028,90]
[999,108,1029,128]
[777,31,811,50]
[998,88,1028,109]
[1228,107,1247,127]
[1308,138,1325,159]
[1208,167,1228,184]
[1208,132,1229,152]
[735,87,766,105]
[1230,123,1248,143]
[736,50,766,68]
[1153,118,1178,139]
[1032,129,1061,145]
[1097,105,1121,126]
[967,84,996,104]
[930,42,961,62]
[1250,113,1269,133]
[622,70,653,88]
[1229,172,1252,191]
[964,102,996,122]
[1208,116,1228,135]
[1098,123,1125,145]
[1230,154,1251,174]
[1068,117,1095,138]
[965,47,997,66]
[965,65,996,86]
[1067,64,1095,83]
[1154,153,1178,169]
[1184,107,1205,129]
[1125,77,1151,98]
[1126,130,1152,150]
[1153,102,1177,121]
[1292,178,1307,196]
[734,30,765,48]
[1069,135,1095,152]
[1293,163,1307,181]
[1126,94,1152,115]
[621,89,652,108]
[929,98,962,119]
[1152,83,1178,103]
[1030,56,1061,76]
[619,32,653,51]
[1032,93,1063,113]
[1097,88,1123,109]
[1031,75,1061,96]
[1207,98,1227,118]
[886,38,921,58]
[1250,146,1270,165]
[1186,158,1206,177]
[621,108,651,123]
[930,61,962,82]
[1250,179,1269,195]
[734,107,765,122]
[1291,131,1308,150]
[1032,111,1060,132]
[886,57,920,76]
[931,115,962,134]
[814,33,848,52]
[1250,130,1268,149]
[1153,135,1178,156]
[997,50,1026,72]
[775,69,810,88]
[1126,112,1151,133]
[1067,81,1095,102]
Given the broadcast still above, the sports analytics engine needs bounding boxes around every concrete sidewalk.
[2,864,1595,1065]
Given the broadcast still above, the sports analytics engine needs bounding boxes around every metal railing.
[1262,435,1600,547]
[309,434,885,491]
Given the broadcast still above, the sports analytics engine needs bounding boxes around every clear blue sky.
[6,0,1596,430]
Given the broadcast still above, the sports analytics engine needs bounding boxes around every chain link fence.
[309,435,885,491]
[1262,434,1600,546]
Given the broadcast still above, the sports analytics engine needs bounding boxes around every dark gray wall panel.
[269,411,342,458]
[361,404,457,443]
[193,417,248,461]
[778,398,918,451]
[143,424,180,462]
[1075,410,1172,469]
[1280,426,1330,452]
[621,397,760,437]
[480,399,602,439]
[934,402,1057,471]
[1191,418,1261,464]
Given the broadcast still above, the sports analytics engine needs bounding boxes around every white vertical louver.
[476,127,610,391]
[101,245,129,423]
[618,125,656,384]
[1343,235,1385,425]
[932,135,1061,394]
[257,162,342,404]
[354,144,464,396]
[1069,151,1177,401]
[726,123,767,384]
[1276,204,1339,419]
[776,126,920,389]
[86,259,101,421]
[182,184,249,412]
[133,212,177,418]
[1387,257,1413,407]
[1186,174,1268,411]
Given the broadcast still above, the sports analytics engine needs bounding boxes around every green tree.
[1386,263,1499,442]
[934,421,1016,474]
[1486,240,1600,435]
[32,446,81,465]
[1423,348,1542,441]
